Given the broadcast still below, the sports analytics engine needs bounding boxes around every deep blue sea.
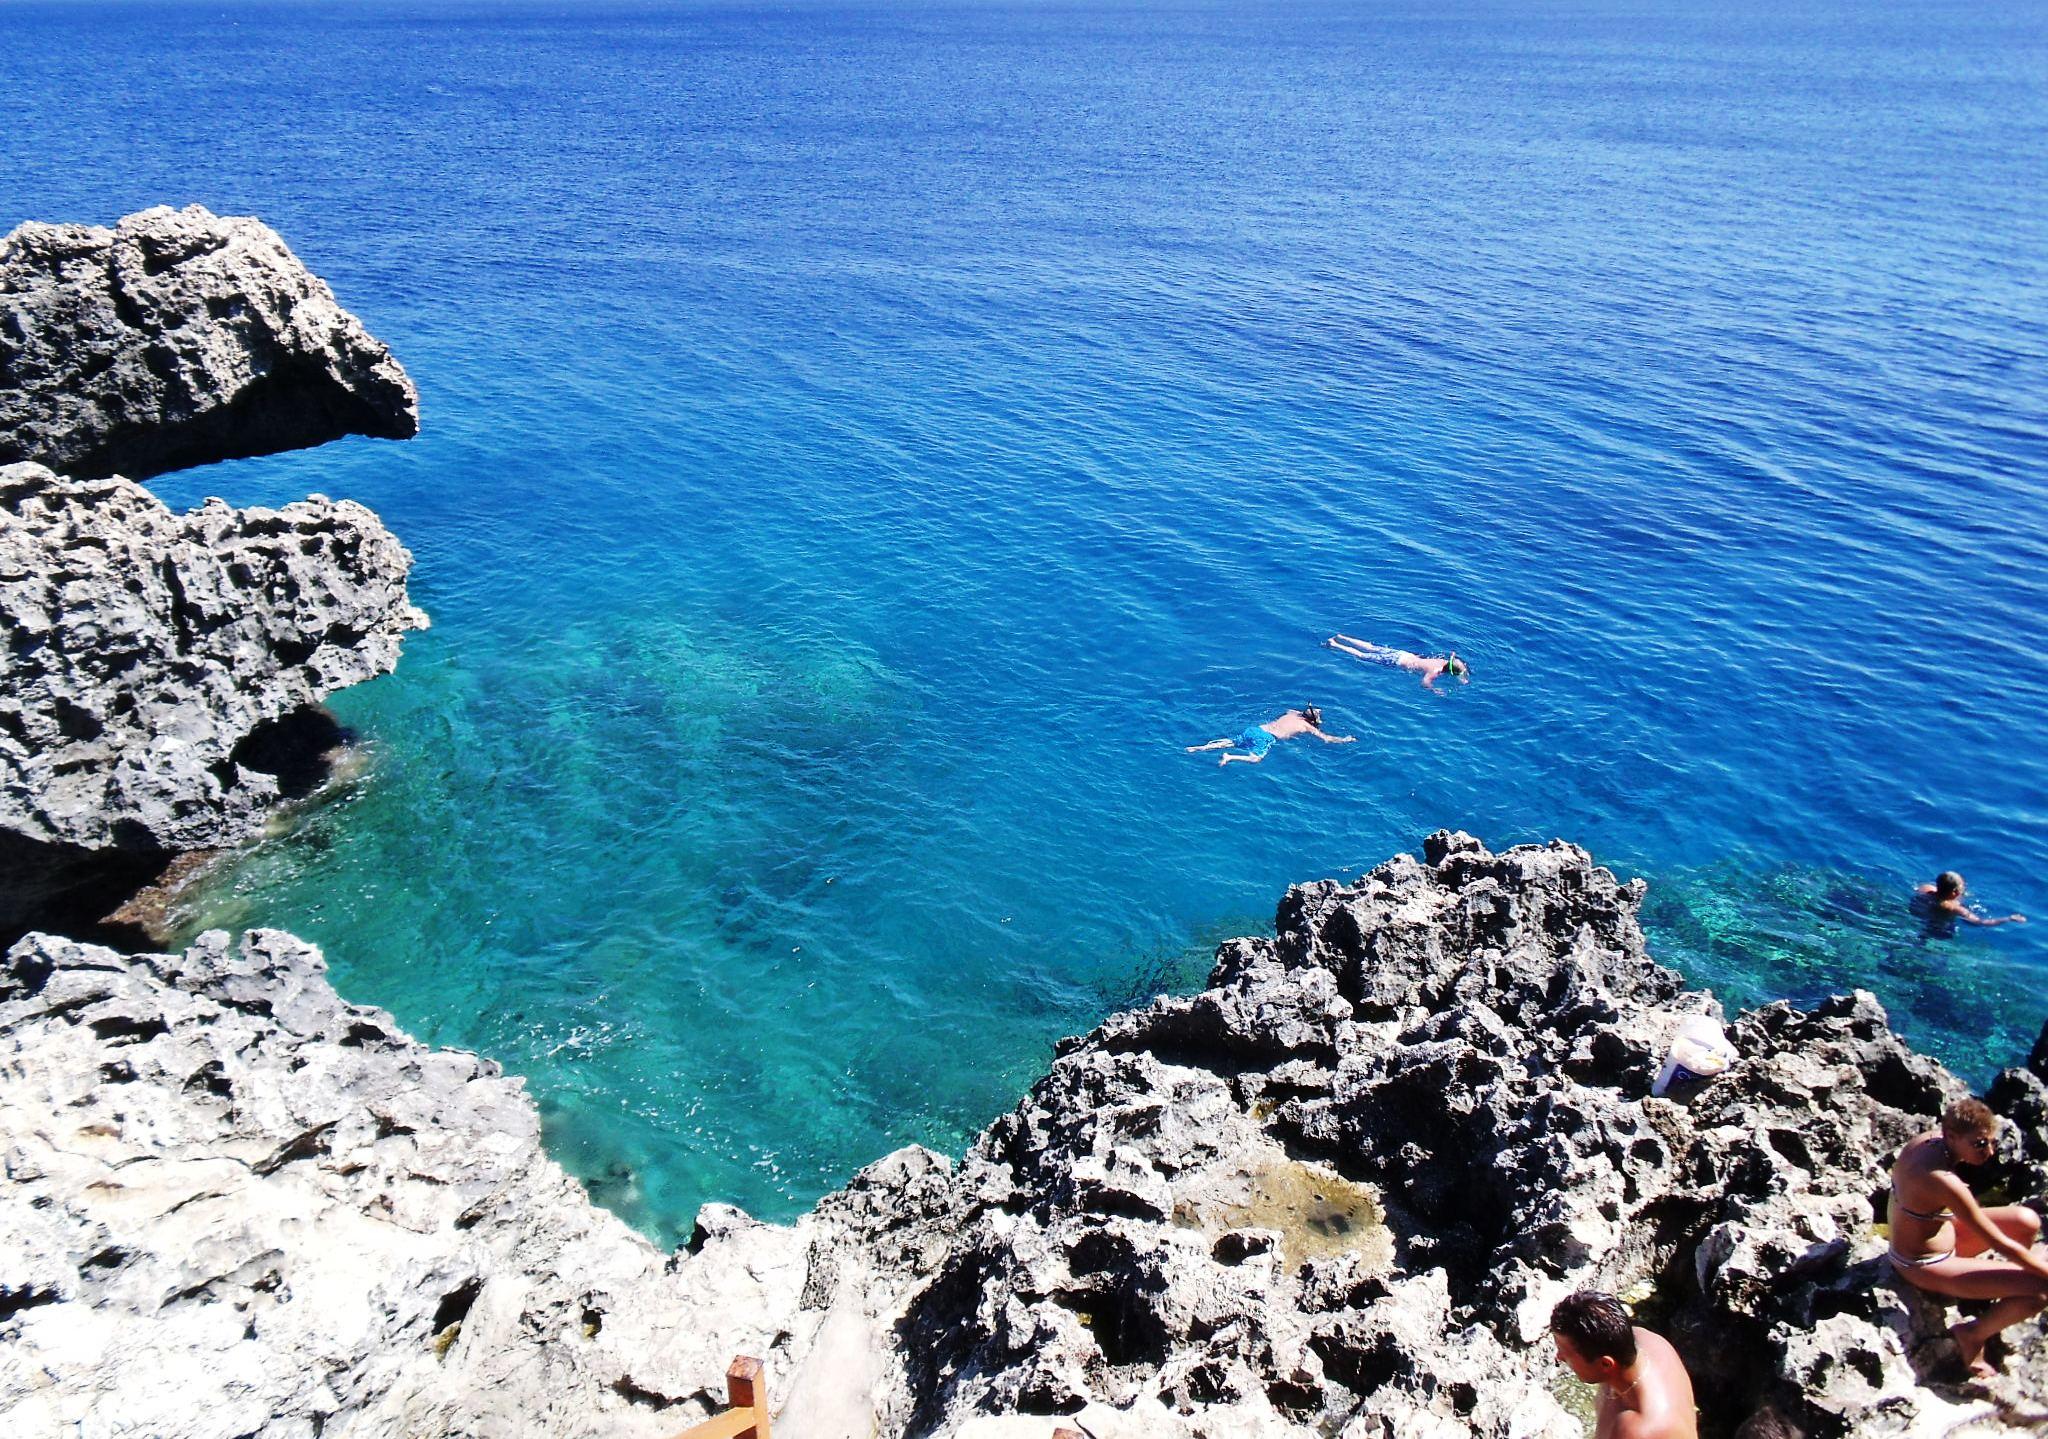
[5,0,2046,1244]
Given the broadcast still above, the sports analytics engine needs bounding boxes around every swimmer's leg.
[1328,636,1396,665]
[1956,1290,2048,1378]
[1187,738,1233,752]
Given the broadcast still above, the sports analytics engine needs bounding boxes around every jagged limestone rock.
[0,928,830,1439]
[3,838,2044,1438]
[0,205,417,480]
[0,202,425,937]
[0,461,427,867]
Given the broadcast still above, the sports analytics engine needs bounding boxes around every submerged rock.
[2,837,2043,1438]
[0,205,417,480]
[0,461,425,933]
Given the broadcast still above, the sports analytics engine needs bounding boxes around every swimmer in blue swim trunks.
[1186,706,1355,766]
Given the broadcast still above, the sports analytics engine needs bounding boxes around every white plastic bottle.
[1652,1014,1736,1097]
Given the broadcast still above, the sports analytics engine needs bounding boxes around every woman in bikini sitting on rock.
[1888,1097,2048,1377]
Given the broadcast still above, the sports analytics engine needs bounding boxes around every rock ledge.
[4,836,2045,1439]
[0,460,426,934]
[0,204,418,480]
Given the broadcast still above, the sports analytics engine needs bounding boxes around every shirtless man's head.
[1551,1290,1636,1383]
[1732,1408,1803,1439]
[1551,1291,1698,1439]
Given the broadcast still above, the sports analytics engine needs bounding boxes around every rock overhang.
[0,204,418,480]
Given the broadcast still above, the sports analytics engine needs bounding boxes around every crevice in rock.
[0,829,171,953]
[1865,1051,1946,1117]
[608,1374,683,1410]
[159,555,198,653]
[254,1120,339,1176]
[49,697,102,741]
[0,1284,61,1322]
[183,1060,234,1100]
[897,1251,996,1437]
[88,1013,169,1045]
[229,707,348,802]
[431,1277,483,1336]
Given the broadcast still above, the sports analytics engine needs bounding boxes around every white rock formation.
[5,838,2045,1439]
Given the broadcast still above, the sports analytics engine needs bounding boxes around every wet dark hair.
[1302,705,1322,725]
[1943,1097,1997,1139]
[1733,1408,1803,1439]
[1551,1291,1636,1365]
[1935,871,1964,898]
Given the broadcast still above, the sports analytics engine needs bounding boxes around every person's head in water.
[1444,654,1470,681]
[1935,871,1966,901]
[1551,1291,1636,1383]
[1301,705,1323,727]
[1942,1096,1999,1165]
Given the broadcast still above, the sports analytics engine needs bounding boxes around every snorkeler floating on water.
[1187,707,1355,767]
[1327,635,1469,694]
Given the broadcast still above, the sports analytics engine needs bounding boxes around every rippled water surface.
[6,0,2045,1242]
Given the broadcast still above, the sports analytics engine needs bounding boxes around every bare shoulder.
[1894,1130,1940,1174]
[1633,1330,1698,1438]
[1636,1327,1689,1374]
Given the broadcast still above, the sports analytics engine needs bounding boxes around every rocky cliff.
[5,835,2042,1439]
[0,205,427,942]
[0,461,426,937]
[0,205,418,480]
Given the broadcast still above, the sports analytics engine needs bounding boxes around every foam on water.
[5,0,2044,1243]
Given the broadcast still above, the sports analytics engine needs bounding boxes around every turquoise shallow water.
[5,0,2046,1244]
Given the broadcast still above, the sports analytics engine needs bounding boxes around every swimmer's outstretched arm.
[1308,726,1356,743]
[1961,905,2028,926]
